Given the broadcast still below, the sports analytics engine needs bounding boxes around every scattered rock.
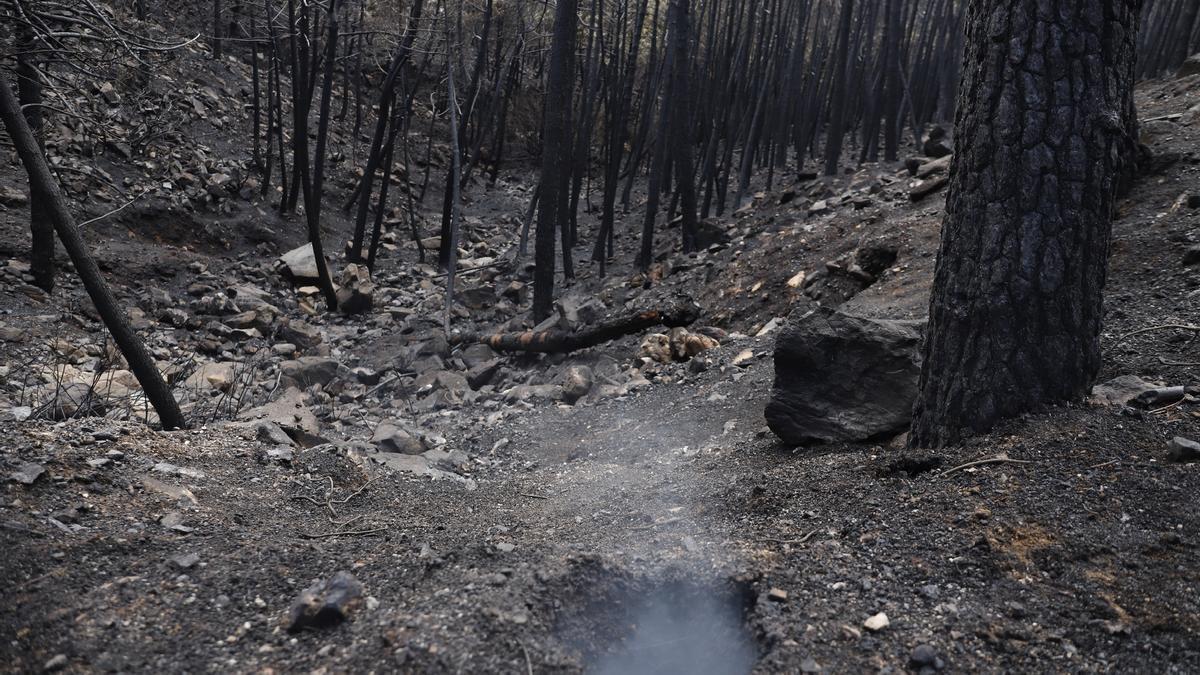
[153,462,206,479]
[670,328,720,361]
[238,388,326,448]
[160,511,195,533]
[1090,375,1158,407]
[1167,437,1200,463]
[184,361,239,393]
[10,462,46,485]
[287,571,364,633]
[561,365,594,403]
[170,552,201,569]
[280,357,342,389]
[732,349,755,367]
[909,644,944,671]
[141,476,199,508]
[278,243,322,284]
[502,384,564,404]
[640,333,672,364]
[370,423,426,455]
[336,264,375,314]
[278,320,323,352]
[766,307,922,444]
[863,612,890,631]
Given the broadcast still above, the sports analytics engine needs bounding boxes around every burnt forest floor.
[1,45,1200,674]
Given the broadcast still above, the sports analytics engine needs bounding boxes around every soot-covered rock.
[766,306,923,444]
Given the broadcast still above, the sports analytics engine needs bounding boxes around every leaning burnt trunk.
[910,0,1142,448]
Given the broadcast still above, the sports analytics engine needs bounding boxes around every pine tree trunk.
[910,0,1142,448]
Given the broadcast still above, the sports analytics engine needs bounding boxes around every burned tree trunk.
[910,0,1142,448]
[17,27,54,293]
[533,0,577,320]
[0,78,186,430]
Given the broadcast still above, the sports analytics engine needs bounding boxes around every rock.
[158,307,189,327]
[693,219,732,249]
[278,243,322,284]
[280,357,342,389]
[287,571,364,633]
[732,349,755,367]
[2,405,32,423]
[1178,53,1200,78]
[278,320,323,352]
[370,423,426,455]
[336,264,375,314]
[863,612,890,631]
[160,510,195,533]
[256,421,295,447]
[909,644,943,671]
[502,384,564,403]
[561,366,594,403]
[266,446,295,463]
[0,185,29,206]
[414,370,470,397]
[766,307,922,444]
[467,358,504,390]
[460,343,499,369]
[38,382,102,420]
[153,462,206,479]
[1167,437,1200,463]
[669,328,719,361]
[922,126,952,158]
[170,552,201,569]
[141,476,199,508]
[98,81,120,105]
[501,280,527,304]
[458,285,496,310]
[1184,245,1200,266]
[767,588,789,603]
[43,654,68,672]
[10,462,46,485]
[238,388,326,447]
[640,333,672,364]
[556,293,606,328]
[1089,375,1158,407]
[184,361,238,393]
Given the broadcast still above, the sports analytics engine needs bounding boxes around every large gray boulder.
[765,307,923,444]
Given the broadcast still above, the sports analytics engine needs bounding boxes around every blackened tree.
[910,0,1142,448]
[532,0,577,321]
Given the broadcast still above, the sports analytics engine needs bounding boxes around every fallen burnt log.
[453,298,700,354]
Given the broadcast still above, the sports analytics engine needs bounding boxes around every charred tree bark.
[17,27,54,293]
[532,0,577,320]
[910,0,1142,448]
[455,299,699,354]
[0,78,186,430]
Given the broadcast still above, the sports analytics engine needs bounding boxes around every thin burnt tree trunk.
[533,0,578,320]
[17,26,55,293]
[910,0,1142,448]
[667,0,699,253]
[0,78,187,430]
